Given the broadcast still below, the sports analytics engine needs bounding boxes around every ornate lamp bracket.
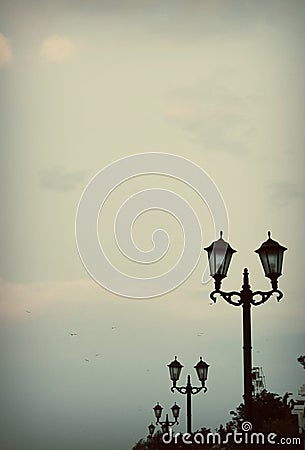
[251,289,283,306]
[210,288,283,306]
[172,385,206,395]
[210,290,242,306]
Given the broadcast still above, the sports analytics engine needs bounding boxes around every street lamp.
[153,401,181,434]
[147,423,157,450]
[204,231,237,291]
[204,231,287,420]
[148,423,155,438]
[168,356,209,434]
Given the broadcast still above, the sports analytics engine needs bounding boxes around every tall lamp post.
[204,231,287,421]
[153,401,181,434]
[167,356,209,434]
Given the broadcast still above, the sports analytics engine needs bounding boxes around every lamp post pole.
[241,268,253,420]
[167,356,209,434]
[205,231,287,421]
[186,375,194,435]
[211,268,255,419]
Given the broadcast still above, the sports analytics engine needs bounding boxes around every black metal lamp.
[204,231,236,290]
[171,402,181,421]
[153,402,163,421]
[148,423,155,438]
[167,356,183,387]
[255,231,287,290]
[194,357,209,386]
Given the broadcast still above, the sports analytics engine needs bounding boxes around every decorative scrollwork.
[251,289,283,306]
[171,386,186,394]
[190,386,204,395]
[210,289,283,307]
[210,290,242,306]
[173,386,205,395]
[157,419,179,426]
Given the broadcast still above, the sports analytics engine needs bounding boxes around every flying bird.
[85,359,90,362]
[25,310,31,313]
[111,326,117,330]
[69,333,77,336]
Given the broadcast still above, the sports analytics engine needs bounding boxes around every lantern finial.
[268,231,271,238]
[220,230,223,239]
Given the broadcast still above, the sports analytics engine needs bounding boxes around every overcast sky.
[1,1,305,449]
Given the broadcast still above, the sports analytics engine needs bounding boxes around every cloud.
[0,32,13,66]
[269,182,304,207]
[39,166,84,191]
[40,35,76,62]
[165,81,256,154]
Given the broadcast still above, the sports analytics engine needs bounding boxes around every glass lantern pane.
[278,251,283,274]
[267,251,277,273]
[223,251,232,276]
[196,367,204,380]
[203,366,208,380]
[259,250,269,275]
[208,250,216,275]
[215,251,225,274]
[172,367,178,380]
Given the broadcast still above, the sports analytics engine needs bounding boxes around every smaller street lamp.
[148,423,155,438]
[152,402,180,434]
[168,356,209,434]
[153,402,163,421]
[147,423,157,450]
[171,402,181,421]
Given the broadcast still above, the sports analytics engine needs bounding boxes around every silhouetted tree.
[132,391,303,449]
[218,390,302,449]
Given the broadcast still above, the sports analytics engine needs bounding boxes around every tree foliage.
[132,391,302,449]
[218,390,301,449]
